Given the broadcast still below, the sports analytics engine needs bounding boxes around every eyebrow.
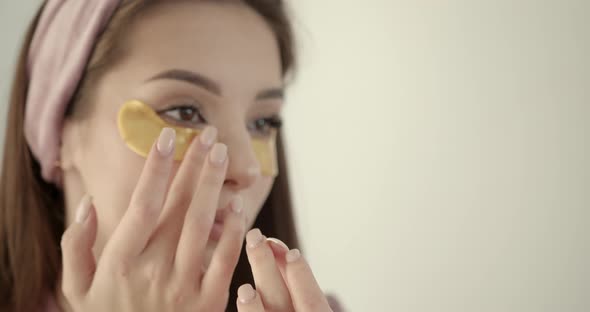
[145,69,284,101]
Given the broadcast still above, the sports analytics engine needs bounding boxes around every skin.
[57,2,332,311]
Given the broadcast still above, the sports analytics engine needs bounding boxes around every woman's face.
[60,2,283,264]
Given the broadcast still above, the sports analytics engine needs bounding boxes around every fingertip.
[75,195,92,223]
[199,125,218,149]
[266,237,289,258]
[85,202,98,245]
[237,283,257,304]
[246,228,265,249]
[156,127,176,157]
[61,207,96,254]
[236,283,265,311]
[210,142,228,166]
[283,249,331,311]
[61,202,98,298]
[231,195,244,215]
[286,248,301,263]
[60,222,80,249]
[226,196,246,232]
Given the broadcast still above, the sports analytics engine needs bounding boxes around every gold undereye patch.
[117,100,278,177]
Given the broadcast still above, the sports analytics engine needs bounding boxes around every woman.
[0,1,341,311]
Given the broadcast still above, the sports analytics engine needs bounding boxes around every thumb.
[60,195,97,299]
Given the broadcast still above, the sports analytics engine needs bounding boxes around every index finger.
[283,249,332,312]
[174,142,228,283]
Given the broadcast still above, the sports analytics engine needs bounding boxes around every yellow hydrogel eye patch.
[117,100,278,177]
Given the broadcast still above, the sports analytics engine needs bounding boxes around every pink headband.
[26,0,121,184]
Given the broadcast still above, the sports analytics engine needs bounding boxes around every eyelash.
[158,104,282,137]
[160,105,206,126]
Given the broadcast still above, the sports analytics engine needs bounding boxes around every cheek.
[77,111,275,253]
[244,176,275,229]
[80,119,147,256]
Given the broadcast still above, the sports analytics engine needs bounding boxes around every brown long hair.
[0,1,298,311]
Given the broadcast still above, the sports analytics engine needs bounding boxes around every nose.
[218,129,261,190]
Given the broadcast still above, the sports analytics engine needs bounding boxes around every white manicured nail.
[75,195,92,223]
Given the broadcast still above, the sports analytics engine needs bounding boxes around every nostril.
[223,179,238,186]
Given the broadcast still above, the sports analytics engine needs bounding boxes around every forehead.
[116,1,283,95]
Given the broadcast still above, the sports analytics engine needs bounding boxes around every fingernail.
[199,126,217,149]
[286,249,301,263]
[157,127,176,156]
[209,143,227,166]
[75,195,92,223]
[246,228,265,248]
[232,196,243,214]
[237,284,256,304]
[266,237,289,252]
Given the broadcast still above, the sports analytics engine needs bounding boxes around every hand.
[236,229,333,312]
[60,127,246,311]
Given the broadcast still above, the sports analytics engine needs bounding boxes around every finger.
[61,195,97,298]
[236,284,265,312]
[266,237,289,259]
[105,128,175,263]
[245,229,292,311]
[158,126,217,225]
[266,237,290,282]
[174,142,228,284]
[144,127,217,258]
[202,196,246,298]
[283,249,332,312]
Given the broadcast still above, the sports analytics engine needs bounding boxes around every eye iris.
[179,107,195,121]
[256,119,268,131]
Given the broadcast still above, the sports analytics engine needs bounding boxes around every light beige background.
[1,1,589,311]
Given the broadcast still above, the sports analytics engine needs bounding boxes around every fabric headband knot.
[25,0,121,184]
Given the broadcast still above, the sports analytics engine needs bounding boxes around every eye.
[248,116,283,137]
[160,105,206,126]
